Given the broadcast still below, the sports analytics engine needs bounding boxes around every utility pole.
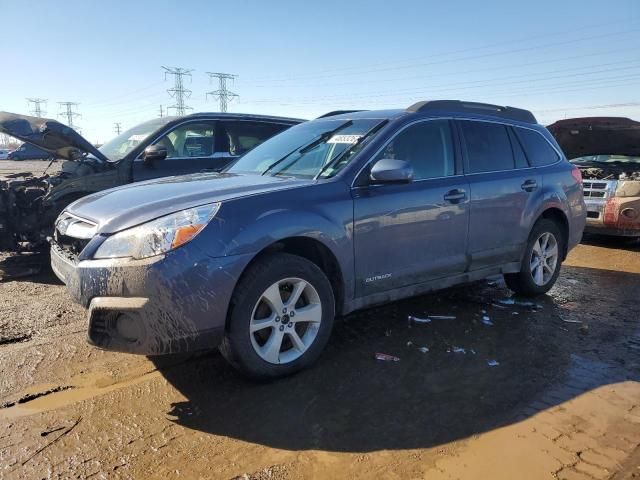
[58,102,81,130]
[159,105,164,118]
[114,122,122,135]
[162,66,193,116]
[206,72,238,112]
[27,98,47,118]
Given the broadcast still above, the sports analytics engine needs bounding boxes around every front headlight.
[93,203,220,260]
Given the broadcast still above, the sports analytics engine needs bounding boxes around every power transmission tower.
[58,102,81,129]
[114,122,122,135]
[159,105,164,118]
[27,98,47,117]
[206,72,238,112]
[162,66,193,116]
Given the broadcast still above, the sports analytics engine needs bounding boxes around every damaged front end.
[578,162,640,236]
[548,117,640,237]
[0,112,114,278]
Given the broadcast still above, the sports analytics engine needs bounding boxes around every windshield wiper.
[314,120,388,180]
[261,121,353,176]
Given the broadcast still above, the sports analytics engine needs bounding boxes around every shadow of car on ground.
[152,265,640,453]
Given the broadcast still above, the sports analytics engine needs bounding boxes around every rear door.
[353,119,470,297]
[132,120,219,181]
[458,120,541,270]
[217,121,292,170]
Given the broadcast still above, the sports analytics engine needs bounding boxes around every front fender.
[190,181,355,303]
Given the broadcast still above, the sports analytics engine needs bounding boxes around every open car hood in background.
[0,111,108,162]
[547,117,640,160]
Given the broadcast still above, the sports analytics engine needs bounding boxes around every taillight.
[570,165,583,185]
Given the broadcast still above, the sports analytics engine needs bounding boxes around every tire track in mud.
[0,355,200,419]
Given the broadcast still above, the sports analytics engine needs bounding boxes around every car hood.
[0,111,108,162]
[65,172,313,234]
[547,117,640,160]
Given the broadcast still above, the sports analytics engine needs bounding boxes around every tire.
[504,218,565,297]
[220,252,335,380]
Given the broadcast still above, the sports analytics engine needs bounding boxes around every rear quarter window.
[460,121,515,173]
[515,128,560,166]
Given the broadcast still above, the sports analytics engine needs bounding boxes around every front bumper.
[51,242,253,355]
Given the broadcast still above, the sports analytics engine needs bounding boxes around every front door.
[353,119,470,297]
[132,121,224,181]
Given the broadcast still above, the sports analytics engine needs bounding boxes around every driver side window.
[374,120,455,180]
[152,122,216,159]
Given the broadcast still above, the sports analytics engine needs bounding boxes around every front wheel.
[504,218,564,296]
[220,253,335,379]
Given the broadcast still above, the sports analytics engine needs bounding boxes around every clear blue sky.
[2,0,639,143]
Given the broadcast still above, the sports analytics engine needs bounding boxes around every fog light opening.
[115,313,144,343]
[620,208,637,220]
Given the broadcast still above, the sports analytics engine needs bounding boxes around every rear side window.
[223,121,290,156]
[460,121,514,173]
[515,128,560,166]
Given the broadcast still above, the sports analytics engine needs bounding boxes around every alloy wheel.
[530,232,559,286]
[249,277,322,364]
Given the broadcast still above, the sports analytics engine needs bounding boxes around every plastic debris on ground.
[428,315,456,320]
[487,359,500,367]
[481,315,494,326]
[451,346,466,354]
[562,318,583,324]
[498,298,542,309]
[375,352,400,362]
[408,315,431,325]
[407,341,429,353]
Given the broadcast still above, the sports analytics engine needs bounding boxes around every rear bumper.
[51,243,253,355]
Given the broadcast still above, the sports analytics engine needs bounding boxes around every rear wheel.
[504,218,564,296]
[220,253,335,379]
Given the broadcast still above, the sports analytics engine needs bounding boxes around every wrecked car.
[0,111,303,259]
[51,100,585,379]
[548,117,640,237]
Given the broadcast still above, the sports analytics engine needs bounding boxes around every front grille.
[582,179,617,202]
[584,190,606,198]
[54,213,97,259]
[586,211,600,219]
[583,182,607,189]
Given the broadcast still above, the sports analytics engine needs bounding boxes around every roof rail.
[317,110,365,119]
[406,100,537,124]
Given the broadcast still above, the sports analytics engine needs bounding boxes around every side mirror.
[143,144,167,164]
[369,159,413,184]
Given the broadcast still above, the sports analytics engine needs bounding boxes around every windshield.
[571,154,640,164]
[98,117,174,161]
[227,119,385,178]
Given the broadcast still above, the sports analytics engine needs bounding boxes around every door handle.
[521,179,538,192]
[443,189,467,203]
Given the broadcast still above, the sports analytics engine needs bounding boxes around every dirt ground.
[0,159,639,479]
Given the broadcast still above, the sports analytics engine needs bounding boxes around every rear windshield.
[227,119,385,178]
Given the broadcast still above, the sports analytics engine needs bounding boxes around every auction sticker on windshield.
[327,134,362,144]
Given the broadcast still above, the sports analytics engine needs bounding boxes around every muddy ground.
[0,159,638,479]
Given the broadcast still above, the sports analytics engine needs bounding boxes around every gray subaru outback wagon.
[51,100,586,379]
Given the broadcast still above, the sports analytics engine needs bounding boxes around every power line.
[26,98,47,117]
[243,16,639,84]
[159,105,164,118]
[57,102,81,130]
[206,72,238,112]
[162,66,193,116]
[114,122,122,135]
